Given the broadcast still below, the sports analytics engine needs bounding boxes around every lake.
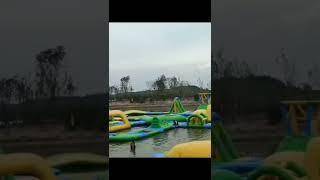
[109,127,211,157]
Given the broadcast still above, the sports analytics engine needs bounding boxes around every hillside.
[110,85,210,102]
[1,94,106,129]
[213,76,320,124]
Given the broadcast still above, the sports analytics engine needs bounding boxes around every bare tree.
[275,48,296,86]
[197,78,204,89]
[153,74,167,91]
[168,76,179,89]
[0,77,17,104]
[34,45,74,99]
[207,80,211,90]
[0,76,35,104]
[307,61,320,89]
[120,76,133,94]
[14,76,34,103]
[213,49,227,80]
[63,72,75,96]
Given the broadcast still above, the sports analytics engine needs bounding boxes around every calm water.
[109,127,211,157]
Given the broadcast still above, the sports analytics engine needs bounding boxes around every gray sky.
[214,0,320,87]
[0,0,108,96]
[109,23,211,91]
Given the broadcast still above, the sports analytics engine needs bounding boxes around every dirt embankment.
[0,125,106,156]
[222,113,287,157]
[110,100,198,112]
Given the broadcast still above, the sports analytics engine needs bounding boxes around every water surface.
[109,127,211,157]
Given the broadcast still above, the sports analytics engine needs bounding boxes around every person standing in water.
[130,140,136,153]
[174,120,179,127]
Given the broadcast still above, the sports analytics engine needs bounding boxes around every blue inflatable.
[213,160,263,174]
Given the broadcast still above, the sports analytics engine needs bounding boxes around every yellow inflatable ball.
[165,141,211,158]
[0,153,56,180]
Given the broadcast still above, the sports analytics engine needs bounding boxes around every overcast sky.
[0,0,108,96]
[214,0,320,88]
[109,23,211,91]
[2,0,319,94]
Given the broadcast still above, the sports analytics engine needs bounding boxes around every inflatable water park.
[109,93,212,158]
[0,152,108,180]
[212,100,320,180]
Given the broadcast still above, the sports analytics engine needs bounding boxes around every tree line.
[212,48,320,124]
[0,45,75,105]
[213,48,320,89]
[109,74,210,102]
[0,46,102,130]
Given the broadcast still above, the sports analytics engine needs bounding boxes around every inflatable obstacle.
[0,152,108,180]
[198,92,211,105]
[109,110,131,132]
[154,141,211,158]
[212,112,263,177]
[165,141,211,158]
[281,100,320,136]
[124,110,169,116]
[213,112,240,162]
[109,97,212,141]
[212,139,320,180]
[182,104,211,129]
[109,116,173,142]
[109,96,211,143]
[243,137,320,180]
[0,153,56,180]
[169,97,186,114]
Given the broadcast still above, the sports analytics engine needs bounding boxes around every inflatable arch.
[109,110,131,132]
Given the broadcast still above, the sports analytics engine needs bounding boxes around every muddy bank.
[0,125,107,156]
[222,115,287,157]
[110,100,198,112]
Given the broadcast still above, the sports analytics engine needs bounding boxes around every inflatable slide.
[213,112,262,175]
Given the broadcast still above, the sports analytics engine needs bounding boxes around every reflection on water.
[109,128,211,157]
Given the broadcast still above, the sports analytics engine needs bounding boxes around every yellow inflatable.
[260,137,320,179]
[207,104,211,121]
[304,137,320,179]
[165,141,211,158]
[193,109,208,117]
[0,153,56,180]
[124,110,147,115]
[109,110,131,132]
[212,143,222,161]
[192,104,211,123]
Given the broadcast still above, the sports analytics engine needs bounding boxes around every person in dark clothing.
[174,120,179,127]
[130,140,136,153]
